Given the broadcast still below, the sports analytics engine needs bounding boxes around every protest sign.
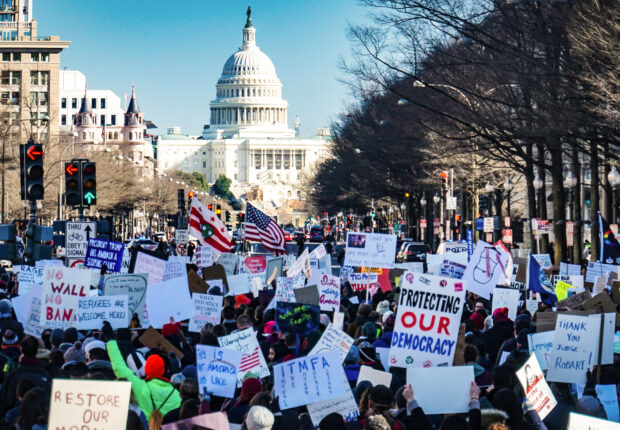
[568,412,620,430]
[226,273,251,296]
[586,261,618,283]
[48,379,131,429]
[189,294,223,333]
[16,265,43,296]
[318,273,340,312]
[41,266,91,330]
[532,254,552,269]
[275,301,320,334]
[287,248,311,279]
[187,270,208,294]
[426,253,468,278]
[274,351,347,409]
[333,311,345,330]
[309,323,353,362]
[218,328,270,386]
[556,290,592,310]
[462,241,511,299]
[243,255,267,274]
[161,412,231,430]
[348,273,378,292]
[196,345,241,399]
[12,294,42,336]
[203,264,229,293]
[560,262,582,276]
[134,252,166,285]
[103,273,148,324]
[139,326,184,360]
[310,243,327,260]
[492,287,520,321]
[376,347,391,371]
[145,277,194,328]
[357,365,392,387]
[555,280,574,302]
[163,256,187,282]
[526,299,539,316]
[407,366,474,414]
[265,257,284,281]
[516,354,557,420]
[84,239,124,272]
[574,384,620,423]
[216,253,237,275]
[77,295,128,330]
[294,285,320,306]
[344,232,396,269]
[307,386,359,427]
[390,272,465,367]
[528,330,554,370]
[275,275,303,303]
[194,246,213,269]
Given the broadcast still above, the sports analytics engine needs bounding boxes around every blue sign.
[84,239,125,272]
[466,229,474,262]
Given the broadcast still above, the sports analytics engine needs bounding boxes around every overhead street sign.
[65,222,97,258]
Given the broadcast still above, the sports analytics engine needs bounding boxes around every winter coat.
[373,331,394,349]
[0,357,50,416]
[482,320,514,363]
[107,340,181,419]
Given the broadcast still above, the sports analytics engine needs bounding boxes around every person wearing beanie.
[359,321,379,343]
[50,328,63,351]
[235,294,251,308]
[84,341,115,380]
[355,303,374,326]
[373,313,395,349]
[494,315,531,367]
[469,312,485,331]
[226,377,263,424]
[106,339,181,420]
[58,327,78,354]
[0,329,20,379]
[344,345,361,388]
[0,299,24,342]
[63,342,85,364]
[245,405,274,430]
[319,412,346,430]
[482,307,514,363]
[376,300,390,316]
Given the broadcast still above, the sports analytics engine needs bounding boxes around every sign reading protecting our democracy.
[275,301,321,335]
[48,379,131,430]
[461,240,512,299]
[218,328,270,386]
[189,293,223,333]
[516,354,557,420]
[348,273,379,292]
[344,232,397,268]
[389,272,466,368]
[76,295,129,330]
[103,274,149,325]
[318,273,340,312]
[196,345,242,399]
[41,266,92,330]
[309,323,354,362]
[84,239,125,272]
[274,351,348,410]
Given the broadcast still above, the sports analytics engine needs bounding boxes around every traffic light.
[215,205,222,219]
[208,204,213,211]
[226,211,231,222]
[188,191,194,209]
[441,171,448,190]
[81,162,97,206]
[22,139,44,200]
[0,223,16,261]
[64,162,80,206]
[177,189,185,210]
[237,212,244,224]
[346,216,352,226]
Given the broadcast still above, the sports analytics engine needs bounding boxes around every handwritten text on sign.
[348,273,378,292]
[196,345,241,399]
[189,294,223,333]
[41,267,91,330]
[318,274,341,312]
[84,239,125,272]
[547,315,598,384]
[77,295,128,330]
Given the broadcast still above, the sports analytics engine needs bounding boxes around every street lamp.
[433,193,441,205]
[485,181,495,217]
[420,196,427,207]
[608,166,620,223]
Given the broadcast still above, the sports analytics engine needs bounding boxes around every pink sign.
[244,256,267,274]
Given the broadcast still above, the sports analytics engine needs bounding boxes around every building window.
[0,71,7,85]
[100,98,106,109]
[61,98,66,109]
[91,98,96,109]
[234,160,237,167]
[61,115,66,125]
[284,150,290,169]
[0,92,8,104]
[254,150,261,169]
[30,52,39,61]
[39,92,47,106]
[111,115,116,125]
[9,71,19,85]
[71,98,77,109]
[12,52,20,61]
[29,92,37,106]
[30,71,37,85]
[203,161,206,168]
[41,53,49,62]
[114,132,118,139]
[72,114,76,124]
[100,115,105,126]
[2,53,8,62]
[40,71,48,85]
[234,174,238,180]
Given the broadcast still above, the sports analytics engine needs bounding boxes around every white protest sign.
[348,273,378,292]
[516,354,557,420]
[12,293,42,336]
[318,273,340,312]
[426,253,468,278]
[145,277,194,328]
[389,272,465,367]
[175,229,189,244]
[40,266,91,330]
[16,265,43,296]
[196,345,242,399]
[287,248,310,279]
[492,287,520,321]
[216,253,238,275]
[547,314,599,384]
[333,311,345,330]
[35,259,63,269]
[407,366,474,414]
[309,323,353,362]
[574,384,620,423]
[526,299,539,316]
[344,232,397,269]
[560,262,582,276]
[394,262,425,273]
[462,241,511,299]
[226,274,252,296]
[307,385,359,427]
[134,252,166,286]
[528,330,554,371]
[275,275,303,303]
[532,254,552,269]
[274,351,347,409]
[65,222,97,258]
[568,412,620,430]
[589,313,615,365]
[310,243,327,260]
[218,328,270,386]
[103,274,148,325]
[77,295,128,330]
[189,294,223,332]
[163,256,188,281]
[376,347,390,371]
[195,246,214,269]
[586,262,618,283]
[48,379,131,430]
[357,365,392,387]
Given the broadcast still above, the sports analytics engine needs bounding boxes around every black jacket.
[0,361,50,415]
[483,320,514,363]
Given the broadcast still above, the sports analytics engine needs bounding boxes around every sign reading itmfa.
[65,222,97,258]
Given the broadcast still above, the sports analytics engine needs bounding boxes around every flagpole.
[598,211,604,263]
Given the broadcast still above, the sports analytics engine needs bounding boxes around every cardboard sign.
[103,274,148,325]
[194,246,214,269]
[161,412,231,430]
[275,275,304,303]
[84,239,124,272]
[41,266,91,330]
[574,384,620,423]
[462,241,511,299]
[48,379,131,429]
[77,295,129,330]
[134,252,166,286]
[16,265,43,296]
[348,273,379,292]
[203,264,229,293]
[187,270,208,294]
[218,328,269,385]
[528,330,554,370]
[274,351,347,409]
[344,232,397,269]
[196,345,241,399]
[492,287,520,321]
[516,354,557,420]
[407,366,474,414]
[390,272,465,367]
[265,257,284,281]
[556,290,592,310]
[139,326,184,360]
[357,365,392,387]
[226,274,251,296]
[307,385,359,427]
[189,294,223,332]
[294,285,320,307]
[216,253,237,275]
[318,273,340,312]
[287,248,311,279]
[568,412,620,430]
[275,302,320,334]
[309,323,353,362]
[145,277,194,328]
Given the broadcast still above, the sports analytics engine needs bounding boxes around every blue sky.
[36,1,369,137]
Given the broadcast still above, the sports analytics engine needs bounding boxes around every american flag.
[239,346,261,372]
[245,203,286,255]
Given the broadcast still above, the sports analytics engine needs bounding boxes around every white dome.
[222,48,277,78]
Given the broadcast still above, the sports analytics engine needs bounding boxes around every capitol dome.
[206,8,294,139]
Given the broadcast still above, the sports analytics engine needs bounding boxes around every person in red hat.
[235,294,251,308]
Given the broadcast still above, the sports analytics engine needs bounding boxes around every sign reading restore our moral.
[389,272,465,368]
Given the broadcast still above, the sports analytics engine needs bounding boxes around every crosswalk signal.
[22,139,44,200]
[81,162,96,206]
[64,162,81,206]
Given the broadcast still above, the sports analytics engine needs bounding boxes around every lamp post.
[433,193,440,250]
[420,196,426,243]
[504,178,512,219]
[564,171,577,262]
[485,181,495,241]
[533,175,544,253]
[608,166,619,224]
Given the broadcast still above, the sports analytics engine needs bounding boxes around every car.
[293,231,306,241]
[283,230,293,241]
[397,242,431,263]
[153,231,166,241]
[124,238,159,251]
[309,226,324,242]
[436,241,468,254]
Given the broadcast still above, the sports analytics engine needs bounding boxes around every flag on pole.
[189,198,232,253]
[245,203,286,255]
[528,255,556,306]
[599,211,620,264]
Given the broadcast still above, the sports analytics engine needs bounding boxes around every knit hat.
[369,385,394,407]
[383,313,395,331]
[2,329,18,345]
[239,377,262,404]
[319,413,346,430]
[84,340,106,355]
[469,312,485,331]
[320,314,331,326]
[376,300,390,316]
[246,405,274,430]
[63,343,85,363]
[492,307,510,322]
[263,320,276,335]
[515,313,532,324]
[358,341,377,362]
[344,345,360,365]
[181,364,197,379]
[0,298,12,315]
[235,294,251,308]
[170,372,185,388]
[62,327,78,344]
[144,354,166,381]
[51,329,63,348]
[362,322,377,339]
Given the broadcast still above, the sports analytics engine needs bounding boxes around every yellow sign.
[554,280,574,301]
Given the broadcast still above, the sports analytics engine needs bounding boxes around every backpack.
[148,387,176,430]
[0,351,18,375]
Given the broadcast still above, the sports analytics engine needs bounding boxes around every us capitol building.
[155,8,331,225]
